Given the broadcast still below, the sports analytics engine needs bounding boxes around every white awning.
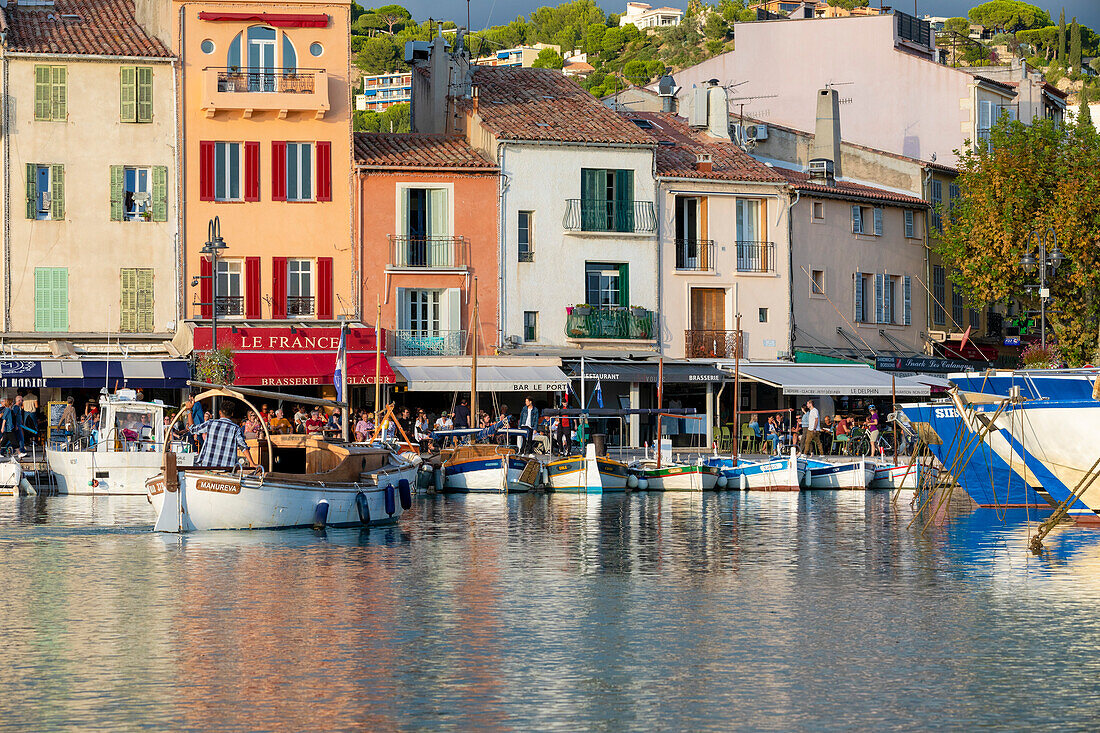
[730,364,931,397]
[392,364,570,392]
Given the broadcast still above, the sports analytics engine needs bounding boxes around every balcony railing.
[736,241,776,273]
[674,239,714,271]
[202,67,330,117]
[565,306,654,340]
[685,329,742,358]
[392,330,466,356]
[286,295,314,317]
[214,296,243,317]
[388,235,468,269]
[563,199,657,234]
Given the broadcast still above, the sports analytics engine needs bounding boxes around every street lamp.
[199,216,228,351]
[1019,227,1062,350]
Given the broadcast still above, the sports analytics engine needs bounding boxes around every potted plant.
[629,305,647,317]
[572,303,592,317]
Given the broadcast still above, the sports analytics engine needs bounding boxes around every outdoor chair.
[718,426,732,452]
[739,424,760,455]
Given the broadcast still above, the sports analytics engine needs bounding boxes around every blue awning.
[0,359,190,389]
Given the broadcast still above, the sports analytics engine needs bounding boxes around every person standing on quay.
[519,397,538,454]
[453,397,470,430]
[867,404,881,452]
[804,400,823,456]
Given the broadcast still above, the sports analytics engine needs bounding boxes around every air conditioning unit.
[808,158,834,179]
[746,123,768,141]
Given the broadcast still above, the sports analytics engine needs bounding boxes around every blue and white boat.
[435,429,541,493]
[805,458,875,489]
[546,444,630,493]
[707,449,803,491]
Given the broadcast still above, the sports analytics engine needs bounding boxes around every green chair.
[739,424,759,454]
[719,426,732,451]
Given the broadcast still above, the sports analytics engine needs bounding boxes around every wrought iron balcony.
[685,329,742,358]
[214,295,243,317]
[736,241,776,273]
[565,306,654,340]
[202,67,330,117]
[392,330,466,356]
[286,295,314,317]
[674,239,714,271]
[563,199,657,234]
[388,235,468,269]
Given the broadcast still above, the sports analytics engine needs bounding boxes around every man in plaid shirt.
[191,403,251,468]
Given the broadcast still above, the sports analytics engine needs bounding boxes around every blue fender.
[398,479,412,510]
[384,484,396,516]
[312,499,330,530]
[355,491,371,525]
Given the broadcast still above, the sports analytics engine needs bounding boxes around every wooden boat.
[630,460,720,491]
[148,384,420,532]
[805,458,875,489]
[440,440,541,493]
[547,444,630,493]
[869,462,935,490]
[708,449,803,491]
[47,390,194,495]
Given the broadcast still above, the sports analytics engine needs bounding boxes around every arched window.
[227,32,241,70]
[226,27,298,90]
[282,34,297,72]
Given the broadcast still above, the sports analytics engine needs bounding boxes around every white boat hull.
[807,460,875,489]
[869,463,931,490]
[636,465,719,491]
[547,445,630,493]
[148,462,419,532]
[737,453,802,491]
[443,455,540,493]
[48,448,195,495]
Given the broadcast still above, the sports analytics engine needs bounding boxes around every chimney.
[810,88,842,180]
[696,152,713,173]
[658,73,678,114]
[706,79,731,140]
[471,85,479,114]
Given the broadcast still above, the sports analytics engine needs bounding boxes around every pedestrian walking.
[518,397,538,454]
[59,396,79,448]
[804,400,824,456]
[0,398,15,453]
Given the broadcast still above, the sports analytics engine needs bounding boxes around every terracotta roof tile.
[776,168,928,207]
[5,0,172,57]
[624,111,786,183]
[468,66,653,145]
[354,132,497,170]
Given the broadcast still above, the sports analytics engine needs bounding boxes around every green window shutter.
[53,268,68,331]
[50,66,67,121]
[120,268,137,332]
[34,66,51,120]
[26,163,37,219]
[50,164,64,220]
[613,169,634,232]
[34,269,51,330]
[110,165,125,221]
[152,166,168,222]
[137,269,155,332]
[580,168,606,231]
[120,66,136,122]
[136,67,153,122]
[617,263,629,307]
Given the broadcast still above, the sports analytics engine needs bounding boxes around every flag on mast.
[594,379,604,408]
[334,327,346,402]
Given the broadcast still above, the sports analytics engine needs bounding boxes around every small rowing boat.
[547,444,630,493]
[805,458,875,489]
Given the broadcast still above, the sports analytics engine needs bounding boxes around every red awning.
[197,12,329,28]
[232,352,395,387]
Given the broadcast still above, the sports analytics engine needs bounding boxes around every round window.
[200,39,215,54]
[310,42,323,57]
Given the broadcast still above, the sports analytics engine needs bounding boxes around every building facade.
[620,2,683,29]
[0,0,187,401]
[354,71,411,112]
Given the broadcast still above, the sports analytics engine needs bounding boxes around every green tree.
[378,102,410,133]
[1017,25,1059,61]
[372,4,412,34]
[356,35,401,73]
[1058,8,1066,62]
[583,22,606,55]
[601,27,626,56]
[968,1,1052,33]
[623,59,650,83]
[1070,17,1082,70]
[703,13,729,41]
[827,0,868,9]
[1091,57,1100,74]
[532,47,565,68]
[938,116,1100,365]
[1080,98,1093,127]
[945,17,971,35]
[354,110,381,132]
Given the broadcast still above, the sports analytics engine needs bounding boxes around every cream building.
[0,0,186,399]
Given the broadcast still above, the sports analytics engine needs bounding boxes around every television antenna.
[728,92,778,149]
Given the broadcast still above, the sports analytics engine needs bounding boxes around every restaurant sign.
[875,356,983,374]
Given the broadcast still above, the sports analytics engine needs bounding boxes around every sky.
[391,0,1100,33]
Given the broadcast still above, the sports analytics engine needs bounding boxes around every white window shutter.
[874,273,884,324]
[429,188,448,238]
[873,208,883,236]
[851,205,861,234]
[395,287,408,330]
[903,276,912,326]
[441,287,462,334]
[853,271,863,323]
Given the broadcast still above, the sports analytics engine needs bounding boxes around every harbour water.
[2,493,1100,730]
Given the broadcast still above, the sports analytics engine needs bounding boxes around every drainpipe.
[923,165,933,352]
[653,148,661,356]
[171,55,181,330]
[496,142,508,350]
[786,188,800,360]
[177,6,187,334]
[2,48,9,332]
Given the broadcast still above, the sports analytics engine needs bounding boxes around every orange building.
[175,0,363,387]
[354,133,499,357]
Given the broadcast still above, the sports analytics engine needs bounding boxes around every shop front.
[193,326,396,413]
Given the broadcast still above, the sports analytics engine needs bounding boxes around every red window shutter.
[199,141,216,201]
[245,257,261,319]
[271,141,287,201]
[244,142,260,202]
[271,256,287,319]
[199,256,212,319]
[316,141,331,202]
[316,257,333,320]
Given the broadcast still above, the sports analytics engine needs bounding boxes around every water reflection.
[1,494,1100,729]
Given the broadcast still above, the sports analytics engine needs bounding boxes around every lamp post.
[197,216,228,349]
[1019,227,1063,350]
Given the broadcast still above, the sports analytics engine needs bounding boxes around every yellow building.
[174,0,356,384]
[0,0,188,400]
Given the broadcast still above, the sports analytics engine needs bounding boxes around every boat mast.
[471,276,479,420]
[657,356,664,468]
[374,297,381,427]
[733,311,741,465]
[340,319,349,442]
